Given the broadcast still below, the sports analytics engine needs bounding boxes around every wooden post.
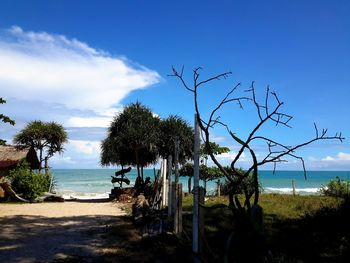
[174,138,180,230]
[199,187,205,253]
[168,155,173,217]
[174,183,183,235]
[217,179,221,197]
[178,183,183,234]
[171,182,176,217]
[292,180,296,196]
[174,137,180,185]
[193,114,201,256]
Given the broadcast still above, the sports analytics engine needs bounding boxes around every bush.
[320,176,350,198]
[7,162,51,200]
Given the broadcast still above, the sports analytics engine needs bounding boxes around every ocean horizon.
[51,168,350,199]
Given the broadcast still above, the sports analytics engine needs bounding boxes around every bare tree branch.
[170,66,345,210]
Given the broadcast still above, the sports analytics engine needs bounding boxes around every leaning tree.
[13,120,68,173]
[171,66,344,212]
[101,102,160,181]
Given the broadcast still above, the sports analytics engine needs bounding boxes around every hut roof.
[0,145,40,169]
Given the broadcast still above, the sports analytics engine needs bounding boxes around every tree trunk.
[188,177,192,194]
[39,147,43,174]
[0,182,29,202]
[45,157,49,175]
[137,164,140,179]
[141,166,144,182]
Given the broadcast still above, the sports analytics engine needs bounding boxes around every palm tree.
[101,102,160,181]
[13,120,68,173]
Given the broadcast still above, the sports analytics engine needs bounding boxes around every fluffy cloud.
[70,140,101,155]
[0,26,160,125]
[307,152,350,170]
[321,152,350,162]
[0,26,161,167]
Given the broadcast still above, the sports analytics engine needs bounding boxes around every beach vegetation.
[7,161,51,200]
[179,194,346,262]
[102,103,194,182]
[320,176,350,198]
[13,120,68,173]
[179,142,230,193]
[158,115,194,164]
[0,97,15,145]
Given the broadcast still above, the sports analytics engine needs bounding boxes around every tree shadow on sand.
[0,211,191,263]
[0,214,120,262]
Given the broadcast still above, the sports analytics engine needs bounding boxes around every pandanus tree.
[101,102,160,181]
[13,120,68,173]
[158,115,194,164]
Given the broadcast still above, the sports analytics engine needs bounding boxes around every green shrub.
[7,162,51,200]
[320,176,350,198]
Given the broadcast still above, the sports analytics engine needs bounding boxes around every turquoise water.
[51,169,350,198]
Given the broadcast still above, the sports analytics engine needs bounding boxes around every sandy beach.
[0,202,127,262]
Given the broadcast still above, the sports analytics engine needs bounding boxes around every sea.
[51,169,350,199]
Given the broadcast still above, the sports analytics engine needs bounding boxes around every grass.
[101,194,348,262]
[181,193,347,262]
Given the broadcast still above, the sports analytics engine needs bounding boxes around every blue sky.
[0,0,349,170]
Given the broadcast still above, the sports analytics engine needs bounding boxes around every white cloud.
[308,152,350,170]
[338,152,350,161]
[0,26,161,167]
[0,26,160,115]
[67,116,112,128]
[50,155,76,165]
[70,140,101,155]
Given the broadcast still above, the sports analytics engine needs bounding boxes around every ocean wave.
[263,187,320,195]
[59,191,110,200]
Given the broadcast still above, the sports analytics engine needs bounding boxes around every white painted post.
[193,114,200,256]
[162,159,168,208]
[168,155,173,216]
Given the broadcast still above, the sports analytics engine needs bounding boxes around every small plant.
[7,161,51,200]
[320,176,350,198]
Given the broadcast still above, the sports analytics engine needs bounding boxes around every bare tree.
[170,66,344,212]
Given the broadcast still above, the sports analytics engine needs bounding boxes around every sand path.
[0,202,127,262]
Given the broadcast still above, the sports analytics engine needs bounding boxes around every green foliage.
[158,115,194,164]
[200,141,230,164]
[101,103,194,178]
[0,97,15,145]
[182,194,344,262]
[13,120,68,169]
[320,176,350,197]
[101,102,160,176]
[179,163,224,181]
[7,162,51,200]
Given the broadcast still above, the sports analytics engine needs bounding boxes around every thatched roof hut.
[0,145,40,173]
[0,145,40,199]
